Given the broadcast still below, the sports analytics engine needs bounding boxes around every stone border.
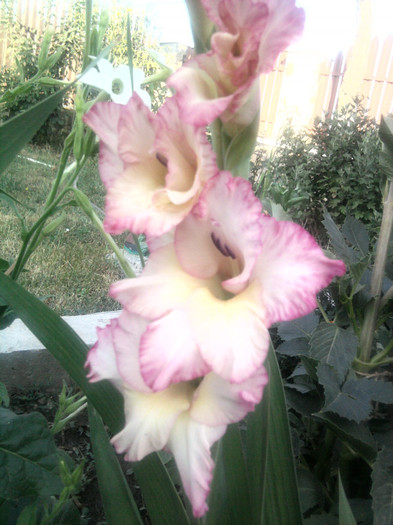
[0,311,120,391]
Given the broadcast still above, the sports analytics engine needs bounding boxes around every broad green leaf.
[0,408,63,499]
[310,323,358,383]
[338,471,356,525]
[318,370,393,423]
[371,447,393,525]
[317,363,341,405]
[313,412,376,464]
[0,85,70,175]
[297,466,324,514]
[206,424,251,525]
[87,404,143,525]
[342,216,369,257]
[0,274,187,523]
[322,210,356,263]
[278,312,318,341]
[276,337,310,356]
[246,345,302,525]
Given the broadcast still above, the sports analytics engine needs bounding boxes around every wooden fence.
[1,0,393,140]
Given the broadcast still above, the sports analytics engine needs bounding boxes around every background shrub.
[0,0,162,147]
[252,98,383,240]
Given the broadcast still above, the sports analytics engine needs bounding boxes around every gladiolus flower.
[168,0,305,131]
[111,172,346,389]
[86,311,268,517]
[83,93,218,236]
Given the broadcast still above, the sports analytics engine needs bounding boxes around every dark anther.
[156,152,168,167]
[211,232,236,259]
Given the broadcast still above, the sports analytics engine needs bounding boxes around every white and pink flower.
[86,310,268,518]
[110,172,346,390]
[168,0,305,131]
[83,93,218,237]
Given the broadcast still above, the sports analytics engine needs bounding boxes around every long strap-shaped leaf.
[246,344,303,525]
[0,85,70,175]
[206,423,252,525]
[0,274,190,524]
[88,403,143,525]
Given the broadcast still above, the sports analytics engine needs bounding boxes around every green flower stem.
[210,119,225,170]
[85,206,136,279]
[11,159,88,280]
[370,337,393,364]
[317,298,331,324]
[44,143,72,207]
[131,233,146,268]
[379,283,393,310]
[358,181,393,364]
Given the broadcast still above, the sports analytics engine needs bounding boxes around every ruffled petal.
[117,93,156,163]
[85,319,122,386]
[190,369,268,426]
[186,280,270,382]
[139,309,210,391]
[255,217,346,325]
[110,244,203,319]
[112,382,193,461]
[168,412,226,518]
[83,101,122,156]
[111,312,151,392]
[167,56,234,127]
[175,172,263,293]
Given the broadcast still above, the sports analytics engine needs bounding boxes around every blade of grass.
[88,403,143,525]
[246,344,303,525]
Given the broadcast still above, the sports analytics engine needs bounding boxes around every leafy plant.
[252,98,383,240]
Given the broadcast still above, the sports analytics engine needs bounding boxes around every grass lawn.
[1,145,125,315]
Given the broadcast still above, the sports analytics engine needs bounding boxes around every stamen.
[156,152,168,167]
[224,244,236,259]
[211,232,237,259]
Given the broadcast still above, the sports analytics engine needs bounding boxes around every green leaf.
[0,408,63,500]
[276,337,310,356]
[371,447,393,525]
[206,424,251,525]
[312,412,376,464]
[278,312,318,341]
[132,455,190,525]
[246,345,302,525]
[318,370,393,423]
[0,85,70,176]
[0,274,188,525]
[338,471,357,525]
[87,404,143,525]
[322,210,356,263]
[0,382,10,407]
[297,466,324,514]
[310,324,358,383]
[342,216,369,256]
